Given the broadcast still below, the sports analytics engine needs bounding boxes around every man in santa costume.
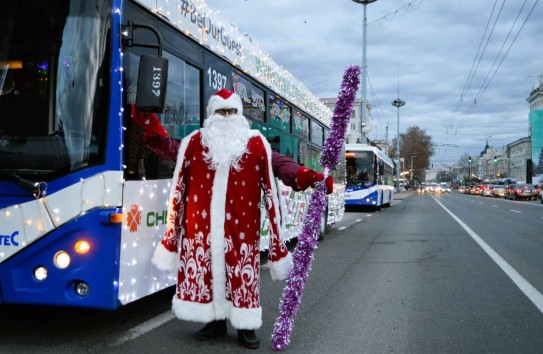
[130,99,334,196]
[151,88,305,349]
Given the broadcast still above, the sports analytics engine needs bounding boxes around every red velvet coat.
[152,130,292,330]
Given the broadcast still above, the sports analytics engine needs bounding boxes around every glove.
[130,104,168,139]
[295,167,334,194]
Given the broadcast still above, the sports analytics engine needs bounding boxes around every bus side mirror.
[136,55,168,113]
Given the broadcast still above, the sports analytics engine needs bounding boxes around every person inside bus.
[148,88,308,349]
[359,169,370,184]
[130,101,333,195]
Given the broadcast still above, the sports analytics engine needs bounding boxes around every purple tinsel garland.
[272,65,361,351]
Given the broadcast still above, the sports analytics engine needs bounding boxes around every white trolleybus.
[0,0,345,309]
[344,144,394,210]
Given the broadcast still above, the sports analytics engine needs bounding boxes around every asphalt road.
[2,191,543,353]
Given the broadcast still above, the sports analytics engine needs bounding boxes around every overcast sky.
[205,0,542,168]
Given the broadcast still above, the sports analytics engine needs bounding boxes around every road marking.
[510,210,521,213]
[491,205,498,208]
[432,196,543,315]
[113,311,175,346]
[355,219,362,222]
[338,226,347,231]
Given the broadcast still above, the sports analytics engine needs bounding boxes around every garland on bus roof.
[272,65,361,351]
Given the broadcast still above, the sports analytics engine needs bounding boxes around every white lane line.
[491,205,498,208]
[338,226,347,231]
[510,210,521,213]
[355,219,362,222]
[114,311,175,346]
[432,196,543,315]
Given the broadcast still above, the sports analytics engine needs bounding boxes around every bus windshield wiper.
[0,170,47,198]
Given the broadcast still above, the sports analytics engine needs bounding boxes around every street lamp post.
[392,98,405,192]
[352,0,378,144]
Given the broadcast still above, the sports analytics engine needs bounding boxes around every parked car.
[481,184,493,197]
[534,183,543,204]
[491,184,506,198]
[470,185,483,195]
[533,183,543,198]
[504,183,536,200]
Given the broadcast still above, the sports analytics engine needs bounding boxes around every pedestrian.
[149,88,313,349]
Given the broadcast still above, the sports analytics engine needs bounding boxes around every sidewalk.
[393,190,416,200]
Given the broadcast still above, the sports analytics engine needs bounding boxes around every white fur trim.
[171,296,218,323]
[209,165,230,319]
[229,305,262,330]
[269,251,293,281]
[259,134,284,239]
[165,130,199,233]
[206,92,243,117]
[151,243,177,273]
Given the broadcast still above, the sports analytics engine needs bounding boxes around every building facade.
[505,137,531,182]
[526,75,543,178]
[320,97,370,145]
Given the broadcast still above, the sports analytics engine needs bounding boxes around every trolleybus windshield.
[0,0,111,181]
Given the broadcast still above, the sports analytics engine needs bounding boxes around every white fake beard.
[201,113,251,171]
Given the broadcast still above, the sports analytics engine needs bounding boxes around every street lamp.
[352,0,378,144]
[392,97,405,192]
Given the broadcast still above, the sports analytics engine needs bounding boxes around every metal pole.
[360,3,368,144]
[391,98,405,192]
[352,0,377,144]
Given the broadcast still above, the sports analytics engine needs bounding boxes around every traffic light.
[494,156,497,163]
[468,156,471,163]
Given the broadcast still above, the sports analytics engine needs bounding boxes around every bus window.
[293,110,309,140]
[124,50,201,179]
[233,72,265,122]
[310,119,323,147]
[269,93,291,132]
[346,151,374,186]
[0,0,110,180]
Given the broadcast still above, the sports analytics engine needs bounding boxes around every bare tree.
[389,126,434,183]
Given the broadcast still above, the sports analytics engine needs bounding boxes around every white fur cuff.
[151,243,177,273]
[269,252,293,281]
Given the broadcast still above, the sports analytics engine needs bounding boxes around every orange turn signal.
[75,240,91,254]
[109,213,123,224]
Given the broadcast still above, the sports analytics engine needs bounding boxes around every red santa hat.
[206,88,243,117]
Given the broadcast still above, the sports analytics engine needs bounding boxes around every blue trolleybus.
[344,144,394,209]
[0,0,345,309]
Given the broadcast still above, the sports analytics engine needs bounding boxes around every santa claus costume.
[152,89,293,332]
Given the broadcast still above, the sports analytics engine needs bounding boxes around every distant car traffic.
[504,183,536,200]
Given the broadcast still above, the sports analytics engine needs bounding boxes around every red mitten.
[295,167,334,194]
[130,104,168,139]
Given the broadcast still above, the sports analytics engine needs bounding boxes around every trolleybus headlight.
[34,266,48,281]
[75,281,90,296]
[75,240,90,254]
[54,251,71,269]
